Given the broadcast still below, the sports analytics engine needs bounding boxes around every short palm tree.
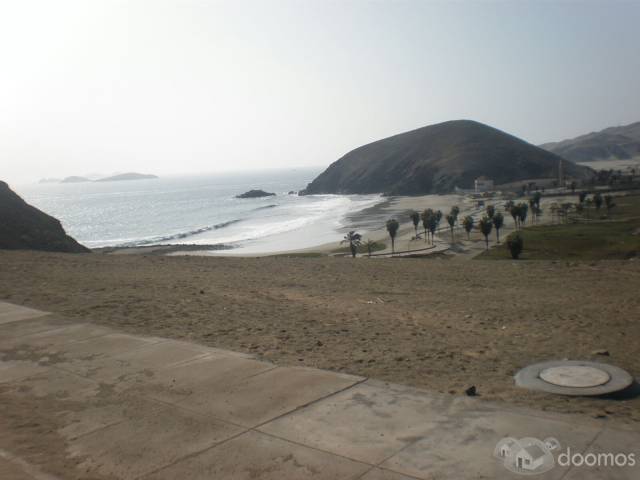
[479,215,493,250]
[409,211,420,238]
[509,204,520,229]
[462,215,474,240]
[341,231,362,258]
[446,213,456,243]
[594,193,603,211]
[604,195,615,216]
[486,205,495,219]
[492,212,504,243]
[427,214,438,244]
[517,202,528,225]
[363,239,376,257]
[451,205,460,219]
[386,219,400,254]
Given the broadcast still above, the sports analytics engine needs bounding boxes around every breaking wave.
[120,219,242,246]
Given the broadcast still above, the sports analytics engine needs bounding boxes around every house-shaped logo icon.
[494,437,559,475]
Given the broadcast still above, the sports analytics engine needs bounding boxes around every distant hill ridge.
[95,173,158,182]
[540,121,640,162]
[40,173,158,184]
[0,181,89,253]
[301,120,592,196]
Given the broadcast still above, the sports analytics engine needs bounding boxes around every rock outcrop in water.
[236,189,276,199]
[301,120,593,195]
[0,181,90,253]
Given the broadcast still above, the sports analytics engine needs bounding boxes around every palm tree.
[435,210,443,229]
[427,214,438,244]
[486,205,495,219]
[363,239,376,257]
[451,205,460,219]
[421,209,434,242]
[446,214,456,243]
[479,216,493,250]
[386,219,400,254]
[492,212,504,243]
[594,192,603,211]
[604,195,615,216]
[462,215,474,240]
[584,198,593,219]
[509,204,520,229]
[341,231,362,258]
[578,191,587,204]
[409,211,420,238]
[517,202,528,226]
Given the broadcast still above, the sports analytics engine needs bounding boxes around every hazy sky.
[2,0,639,184]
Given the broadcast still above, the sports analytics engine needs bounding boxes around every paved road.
[0,301,637,479]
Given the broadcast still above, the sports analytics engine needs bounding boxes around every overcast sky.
[2,0,639,184]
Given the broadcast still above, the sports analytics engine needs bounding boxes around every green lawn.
[478,194,640,261]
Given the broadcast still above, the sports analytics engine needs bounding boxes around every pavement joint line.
[557,428,605,480]
[0,448,61,480]
[135,427,252,480]
[251,375,369,432]
[140,394,251,430]
[251,428,379,470]
[354,465,425,480]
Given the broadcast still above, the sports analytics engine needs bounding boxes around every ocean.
[15,168,384,254]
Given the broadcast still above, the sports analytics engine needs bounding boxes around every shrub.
[507,233,524,259]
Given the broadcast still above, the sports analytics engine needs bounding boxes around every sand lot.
[1,250,639,427]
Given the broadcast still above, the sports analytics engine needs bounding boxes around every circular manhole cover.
[515,360,634,396]
[539,365,610,388]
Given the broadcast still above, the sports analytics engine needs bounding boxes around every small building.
[515,444,546,471]
[474,176,494,193]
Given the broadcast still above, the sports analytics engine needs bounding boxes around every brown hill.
[0,181,89,253]
[301,120,592,195]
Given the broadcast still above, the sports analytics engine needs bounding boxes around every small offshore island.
[236,189,276,199]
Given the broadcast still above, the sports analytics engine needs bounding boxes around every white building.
[474,176,494,193]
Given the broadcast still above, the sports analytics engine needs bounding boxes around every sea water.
[14,168,383,254]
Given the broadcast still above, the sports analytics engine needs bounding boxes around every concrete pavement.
[0,300,637,479]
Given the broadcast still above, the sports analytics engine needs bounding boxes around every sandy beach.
[1,249,639,429]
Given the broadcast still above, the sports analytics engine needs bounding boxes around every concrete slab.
[0,360,49,384]
[52,333,164,376]
[358,467,419,480]
[2,368,100,400]
[178,366,364,428]
[0,323,114,354]
[563,428,640,480]
[0,315,74,345]
[0,302,49,325]
[58,394,167,441]
[379,408,602,479]
[145,430,370,480]
[132,353,275,405]
[258,381,451,464]
[68,403,244,479]
[63,340,211,387]
[0,455,37,480]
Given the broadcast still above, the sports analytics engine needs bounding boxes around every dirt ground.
[1,250,639,428]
